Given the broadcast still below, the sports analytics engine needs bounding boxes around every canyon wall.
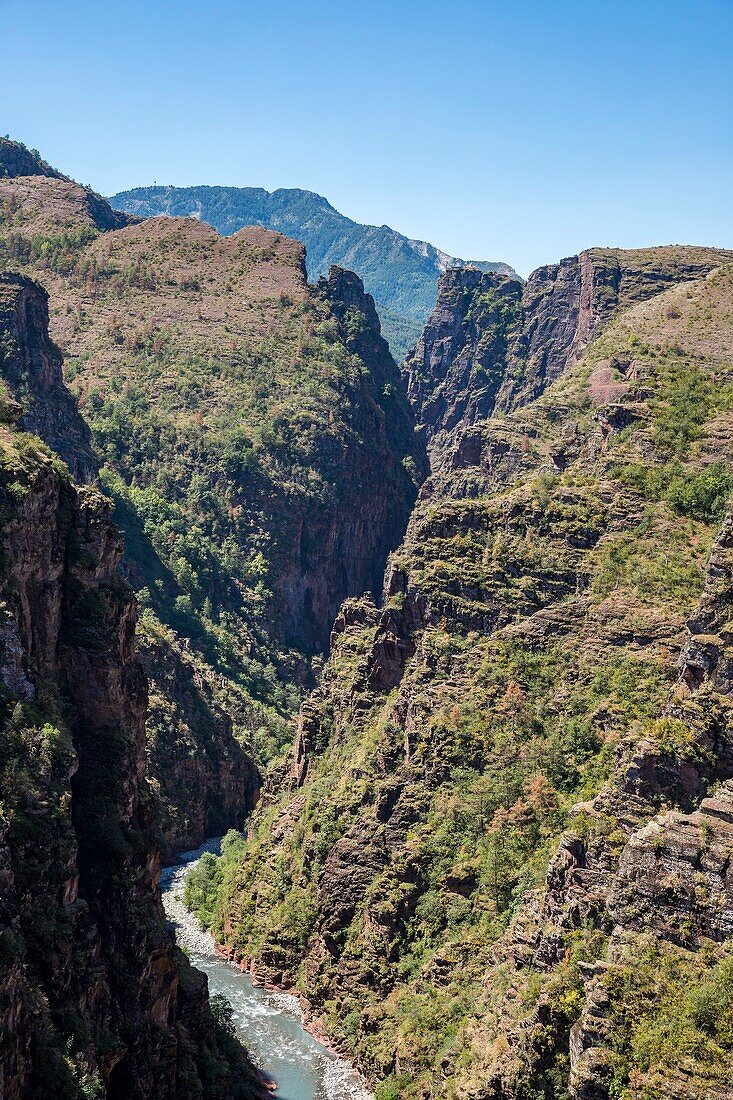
[205,249,733,1098]
[0,273,265,1099]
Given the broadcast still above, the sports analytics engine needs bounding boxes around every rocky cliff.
[0,272,97,481]
[0,145,424,851]
[404,246,733,465]
[0,136,68,181]
[0,276,265,1098]
[141,623,261,857]
[0,153,422,667]
[0,268,261,855]
[198,249,733,1097]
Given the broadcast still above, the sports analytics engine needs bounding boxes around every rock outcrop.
[0,136,68,180]
[0,272,97,481]
[404,246,733,465]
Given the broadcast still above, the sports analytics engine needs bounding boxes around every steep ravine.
[163,841,373,1100]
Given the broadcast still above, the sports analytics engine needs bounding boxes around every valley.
[0,134,732,1099]
[162,840,373,1100]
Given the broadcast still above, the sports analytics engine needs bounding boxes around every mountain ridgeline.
[1,133,733,1099]
[108,183,516,361]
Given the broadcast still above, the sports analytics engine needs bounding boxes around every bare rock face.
[268,265,426,654]
[403,246,733,464]
[610,782,733,947]
[141,629,262,857]
[401,267,524,449]
[0,273,98,481]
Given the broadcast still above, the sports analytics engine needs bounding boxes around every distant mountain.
[109,184,517,359]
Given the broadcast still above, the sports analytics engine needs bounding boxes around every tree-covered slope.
[108,183,517,360]
[190,249,733,1098]
[0,140,424,850]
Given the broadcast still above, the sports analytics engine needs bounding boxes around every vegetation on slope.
[187,258,733,1097]
[108,183,516,360]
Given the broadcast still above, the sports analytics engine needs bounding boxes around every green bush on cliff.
[616,460,733,522]
[603,942,733,1097]
[184,852,222,928]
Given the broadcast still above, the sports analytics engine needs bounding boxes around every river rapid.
[161,840,374,1100]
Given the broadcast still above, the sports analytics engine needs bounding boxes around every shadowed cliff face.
[206,250,733,1098]
[271,265,425,654]
[404,246,733,466]
[0,275,265,1099]
[142,628,262,857]
[0,273,97,482]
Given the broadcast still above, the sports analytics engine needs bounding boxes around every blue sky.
[4,0,732,275]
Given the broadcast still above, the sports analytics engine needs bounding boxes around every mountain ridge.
[108,182,517,359]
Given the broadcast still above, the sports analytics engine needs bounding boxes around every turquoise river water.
[161,841,373,1100]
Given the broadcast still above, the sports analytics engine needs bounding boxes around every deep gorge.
[1,134,733,1099]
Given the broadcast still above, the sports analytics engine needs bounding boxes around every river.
[161,840,374,1100]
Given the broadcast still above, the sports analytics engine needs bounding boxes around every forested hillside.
[0,137,423,850]
[189,247,733,1098]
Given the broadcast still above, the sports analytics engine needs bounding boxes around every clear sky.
[4,0,732,275]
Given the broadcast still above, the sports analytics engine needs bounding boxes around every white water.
[161,840,374,1100]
